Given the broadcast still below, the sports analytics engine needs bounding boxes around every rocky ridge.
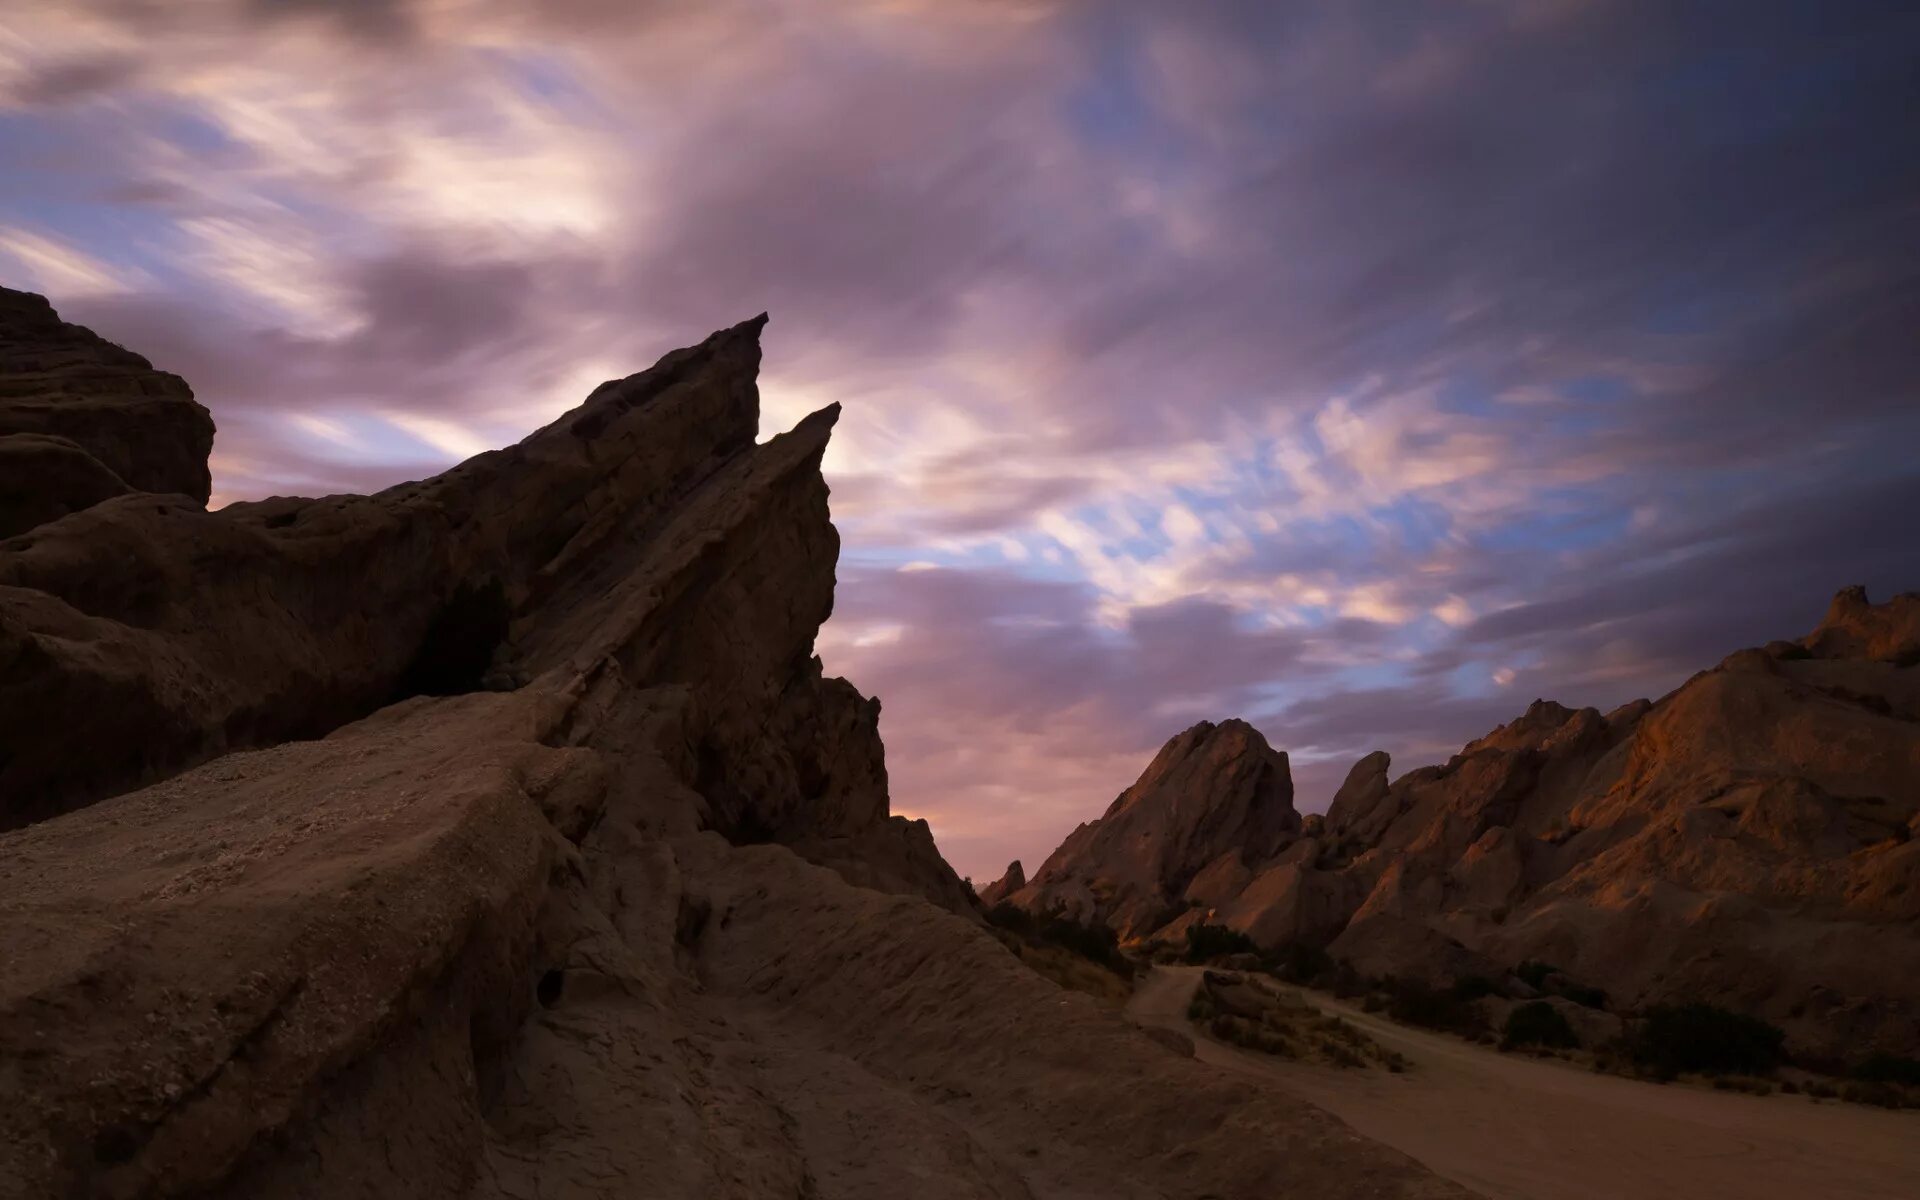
[1009,589,1920,1059]
[0,287,1461,1200]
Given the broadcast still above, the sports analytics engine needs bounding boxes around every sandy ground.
[1128,966,1920,1200]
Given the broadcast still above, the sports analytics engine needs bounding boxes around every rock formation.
[976,859,1025,907]
[1011,591,1920,1059]
[1010,719,1300,937]
[0,287,1461,1199]
[0,287,212,539]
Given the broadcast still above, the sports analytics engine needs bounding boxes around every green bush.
[1502,1001,1579,1051]
[1629,1003,1785,1078]
[1184,922,1260,963]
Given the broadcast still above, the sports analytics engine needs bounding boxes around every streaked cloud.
[3,0,1916,880]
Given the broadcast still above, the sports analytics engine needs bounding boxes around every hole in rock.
[536,968,565,1008]
[391,579,511,700]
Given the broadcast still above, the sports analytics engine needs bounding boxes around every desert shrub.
[984,902,1034,935]
[1184,922,1260,963]
[1629,1003,1784,1078]
[1841,1081,1908,1109]
[1852,1053,1920,1087]
[1264,941,1336,986]
[1450,974,1499,1002]
[1502,1001,1579,1051]
[1382,978,1490,1037]
[986,903,1132,977]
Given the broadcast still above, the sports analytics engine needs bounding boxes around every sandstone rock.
[1323,749,1394,847]
[0,286,212,524]
[976,858,1025,906]
[0,303,1465,1199]
[1804,584,1920,663]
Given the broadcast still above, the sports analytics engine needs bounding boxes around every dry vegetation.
[1187,970,1410,1072]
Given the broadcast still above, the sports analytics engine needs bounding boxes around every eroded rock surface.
[1011,719,1300,938]
[0,287,211,538]
[977,860,1025,907]
[0,292,1462,1200]
[1011,590,1920,1059]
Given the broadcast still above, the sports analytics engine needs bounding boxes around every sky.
[3,1,1918,884]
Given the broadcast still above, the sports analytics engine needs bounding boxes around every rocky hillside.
[0,287,1462,1200]
[1009,590,1920,1059]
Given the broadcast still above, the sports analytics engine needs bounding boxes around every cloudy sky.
[4,1,1917,882]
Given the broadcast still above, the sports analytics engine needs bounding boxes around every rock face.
[1011,591,1920,1059]
[976,859,1025,907]
[1010,719,1300,938]
[0,287,212,538]
[0,291,1461,1200]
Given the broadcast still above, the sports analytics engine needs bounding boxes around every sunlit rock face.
[0,293,1462,1200]
[1010,718,1301,937]
[1013,589,1920,1059]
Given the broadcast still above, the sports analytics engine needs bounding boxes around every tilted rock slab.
[0,293,1461,1199]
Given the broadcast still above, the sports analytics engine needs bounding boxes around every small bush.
[1450,975,1499,1002]
[1629,1003,1785,1078]
[1184,922,1260,963]
[1852,1053,1920,1087]
[1502,1001,1580,1051]
[1265,941,1336,986]
[1841,1081,1908,1109]
[1382,978,1490,1037]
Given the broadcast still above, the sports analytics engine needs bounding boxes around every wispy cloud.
[4,0,1917,879]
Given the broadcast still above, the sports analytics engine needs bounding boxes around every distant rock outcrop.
[1011,719,1300,937]
[1010,590,1920,1059]
[0,289,1460,1200]
[977,859,1025,906]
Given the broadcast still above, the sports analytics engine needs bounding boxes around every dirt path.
[1128,966,1920,1200]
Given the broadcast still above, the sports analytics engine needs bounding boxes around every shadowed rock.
[0,293,1464,1200]
[0,286,211,534]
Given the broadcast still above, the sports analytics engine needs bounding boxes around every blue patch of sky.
[1474,491,1633,557]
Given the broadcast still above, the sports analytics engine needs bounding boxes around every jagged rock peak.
[1013,718,1299,938]
[977,859,1025,906]
[1803,584,1920,663]
[1323,750,1393,844]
